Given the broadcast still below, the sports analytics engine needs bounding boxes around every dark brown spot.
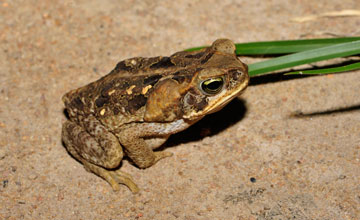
[194,98,208,111]
[143,75,162,86]
[113,106,121,115]
[127,94,147,113]
[120,81,130,89]
[114,61,131,71]
[183,88,208,112]
[172,75,185,84]
[228,69,243,81]
[149,57,175,69]
[200,52,214,64]
[185,51,205,59]
[72,97,84,109]
[184,93,196,105]
[101,83,114,97]
[95,97,108,108]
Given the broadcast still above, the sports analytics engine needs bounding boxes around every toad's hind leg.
[62,120,139,193]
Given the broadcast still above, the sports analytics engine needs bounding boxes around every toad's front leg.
[116,123,174,169]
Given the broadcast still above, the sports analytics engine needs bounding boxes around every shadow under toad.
[162,97,247,149]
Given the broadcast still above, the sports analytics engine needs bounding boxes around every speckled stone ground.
[1,0,359,219]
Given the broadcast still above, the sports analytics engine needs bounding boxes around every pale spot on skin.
[126,85,136,95]
[130,59,137,65]
[108,89,116,95]
[100,108,106,115]
[141,85,152,95]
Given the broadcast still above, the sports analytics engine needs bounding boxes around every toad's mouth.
[206,83,248,114]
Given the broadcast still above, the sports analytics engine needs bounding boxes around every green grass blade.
[248,40,360,76]
[235,37,360,55]
[285,62,360,75]
[185,37,360,55]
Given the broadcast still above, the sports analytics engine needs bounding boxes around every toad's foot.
[83,161,139,193]
[154,151,173,164]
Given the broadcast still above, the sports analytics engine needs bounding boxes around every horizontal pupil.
[206,81,221,90]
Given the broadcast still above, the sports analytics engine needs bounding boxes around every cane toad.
[62,39,249,192]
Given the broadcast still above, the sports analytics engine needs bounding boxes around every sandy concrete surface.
[1,0,359,219]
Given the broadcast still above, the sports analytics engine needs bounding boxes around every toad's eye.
[200,77,224,95]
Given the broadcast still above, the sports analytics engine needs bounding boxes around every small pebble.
[0,148,7,160]
[3,180,9,188]
[28,174,38,180]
